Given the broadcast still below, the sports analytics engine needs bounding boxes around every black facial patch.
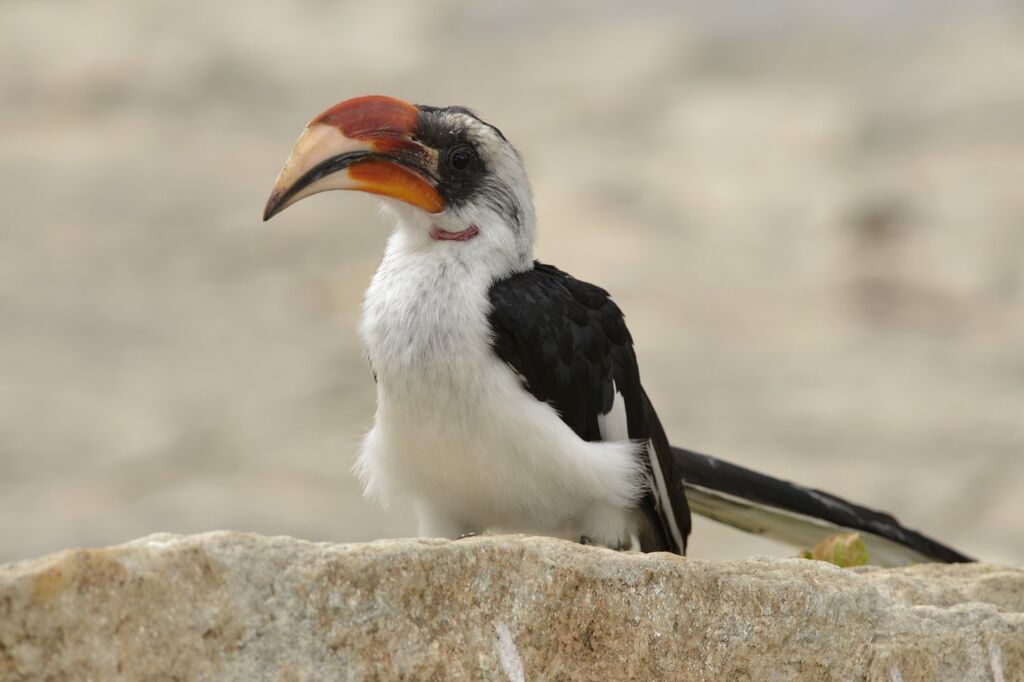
[413,105,520,228]
[413,107,488,210]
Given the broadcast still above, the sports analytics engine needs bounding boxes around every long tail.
[672,446,973,566]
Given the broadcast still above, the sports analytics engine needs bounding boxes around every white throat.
[359,224,497,391]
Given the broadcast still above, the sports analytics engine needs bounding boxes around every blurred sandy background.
[2,1,1022,565]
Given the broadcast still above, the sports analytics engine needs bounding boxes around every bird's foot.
[579,535,593,546]
[458,531,478,540]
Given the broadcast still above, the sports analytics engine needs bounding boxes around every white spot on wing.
[597,382,629,442]
[494,620,525,682]
[597,385,685,551]
[648,438,686,551]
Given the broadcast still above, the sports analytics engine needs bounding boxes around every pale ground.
[1,1,1022,565]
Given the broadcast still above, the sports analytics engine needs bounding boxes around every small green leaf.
[800,532,869,568]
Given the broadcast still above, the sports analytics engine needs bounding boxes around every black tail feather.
[673,446,973,564]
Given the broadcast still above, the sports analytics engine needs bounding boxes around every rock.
[1,533,1022,681]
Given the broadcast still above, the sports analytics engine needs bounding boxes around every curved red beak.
[263,95,444,221]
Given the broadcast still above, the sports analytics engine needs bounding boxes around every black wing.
[487,262,691,553]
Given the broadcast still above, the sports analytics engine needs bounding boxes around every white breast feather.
[354,225,645,546]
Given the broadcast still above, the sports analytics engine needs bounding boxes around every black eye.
[447,145,477,173]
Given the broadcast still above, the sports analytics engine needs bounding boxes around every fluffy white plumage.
[355,203,647,547]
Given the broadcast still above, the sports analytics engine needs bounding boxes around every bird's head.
[264,95,536,272]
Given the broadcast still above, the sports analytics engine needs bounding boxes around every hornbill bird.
[263,95,971,566]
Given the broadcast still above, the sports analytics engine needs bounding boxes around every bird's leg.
[579,535,593,545]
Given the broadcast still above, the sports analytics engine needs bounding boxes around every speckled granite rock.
[1,532,1021,681]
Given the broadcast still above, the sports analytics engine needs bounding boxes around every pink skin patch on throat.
[430,224,480,241]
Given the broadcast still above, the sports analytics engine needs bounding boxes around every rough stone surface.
[1,533,1022,681]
